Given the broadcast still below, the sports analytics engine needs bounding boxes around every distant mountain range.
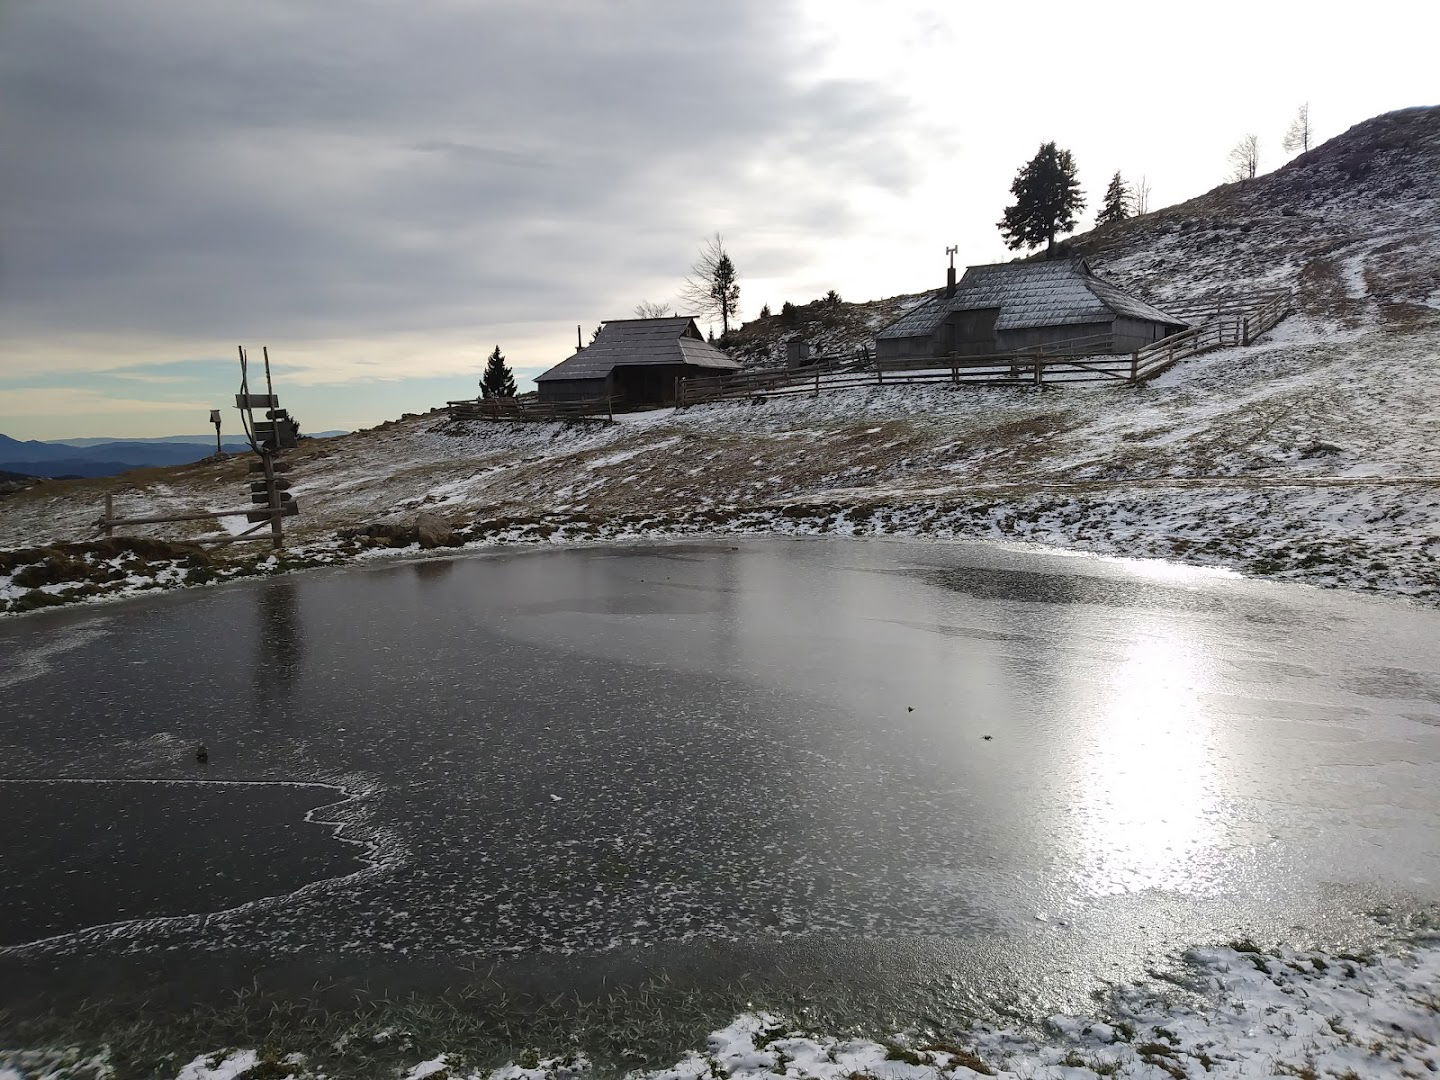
[0,431,347,478]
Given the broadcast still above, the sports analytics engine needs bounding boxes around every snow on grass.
[175,1050,261,1079]
[8,940,1440,1079]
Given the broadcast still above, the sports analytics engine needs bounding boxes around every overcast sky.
[2,0,1436,440]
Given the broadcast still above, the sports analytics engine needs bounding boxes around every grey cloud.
[0,0,923,345]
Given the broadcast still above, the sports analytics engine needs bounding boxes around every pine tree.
[710,252,739,335]
[479,346,517,399]
[997,142,1085,257]
[759,303,772,318]
[1095,172,1131,227]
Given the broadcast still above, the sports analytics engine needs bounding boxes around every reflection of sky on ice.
[1072,623,1225,898]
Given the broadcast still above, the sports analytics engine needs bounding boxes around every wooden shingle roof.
[876,260,1187,339]
[536,317,740,382]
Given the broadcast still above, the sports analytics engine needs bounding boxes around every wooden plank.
[99,508,268,527]
[245,503,300,523]
[1054,359,1133,381]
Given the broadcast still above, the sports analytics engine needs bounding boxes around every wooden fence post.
[1130,352,1139,384]
[1033,360,1043,387]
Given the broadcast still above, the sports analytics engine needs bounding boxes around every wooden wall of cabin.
[1111,316,1181,352]
[537,376,612,403]
[994,320,1112,355]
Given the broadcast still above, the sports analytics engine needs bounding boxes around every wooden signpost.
[96,346,304,550]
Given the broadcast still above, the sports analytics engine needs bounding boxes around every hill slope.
[2,107,1437,613]
[1075,105,1440,324]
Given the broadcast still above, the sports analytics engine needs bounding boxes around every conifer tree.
[997,142,1085,257]
[1095,172,1131,227]
[479,346,517,399]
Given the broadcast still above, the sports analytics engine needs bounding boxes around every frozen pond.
[3,538,1440,1039]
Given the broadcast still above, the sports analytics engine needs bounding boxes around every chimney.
[946,265,957,297]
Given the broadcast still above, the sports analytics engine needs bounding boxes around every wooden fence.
[1163,288,1291,324]
[676,352,1139,406]
[446,396,614,422]
[1130,291,1292,380]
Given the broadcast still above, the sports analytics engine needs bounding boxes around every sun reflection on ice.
[1072,624,1226,898]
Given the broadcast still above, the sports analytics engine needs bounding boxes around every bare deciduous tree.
[633,300,673,319]
[1131,175,1152,216]
[680,232,741,336]
[1228,134,1260,182]
[1283,103,1312,156]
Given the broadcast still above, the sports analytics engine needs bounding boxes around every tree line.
[999,101,1315,258]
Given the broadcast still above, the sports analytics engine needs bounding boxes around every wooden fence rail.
[677,352,1143,406]
[1164,288,1291,323]
[447,396,615,422]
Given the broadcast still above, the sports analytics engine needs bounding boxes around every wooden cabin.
[536,317,739,406]
[875,260,1188,359]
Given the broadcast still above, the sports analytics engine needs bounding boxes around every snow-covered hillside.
[1077,106,1440,323]
[2,108,1437,614]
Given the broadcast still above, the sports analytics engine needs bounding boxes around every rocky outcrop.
[415,512,459,549]
[337,514,460,549]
